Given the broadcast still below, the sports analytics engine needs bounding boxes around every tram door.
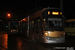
[34,18,40,41]
[34,17,44,42]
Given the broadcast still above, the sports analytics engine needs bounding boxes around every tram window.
[24,23,25,30]
[40,19,43,34]
[49,21,62,27]
[71,22,73,27]
[23,23,25,29]
[25,23,27,30]
[71,22,75,27]
[36,18,40,34]
[32,21,34,31]
[44,18,63,31]
[69,22,72,27]
[29,22,30,30]
[38,19,40,27]
[67,22,73,27]
[65,22,67,27]
[24,23,26,29]
[29,22,31,30]
[30,22,32,29]
[35,19,38,34]
[73,22,75,27]
[66,22,74,27]
[65,22,69,27]
[66,22,70,27]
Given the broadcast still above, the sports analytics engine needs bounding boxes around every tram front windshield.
[10,23,18,29]
[44,18,64,31]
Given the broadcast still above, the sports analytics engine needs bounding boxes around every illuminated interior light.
[43,19,45,21]
[60,12,62,15]
[23,19,25,21]
[48,11,50,15]
[52,12,59,15]
[38,19,40,21]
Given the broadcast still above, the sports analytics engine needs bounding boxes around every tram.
[9,19,20,35]
[19,7,65,43]
[64,19,75,36]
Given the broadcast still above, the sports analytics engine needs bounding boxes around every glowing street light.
[8,14,10,16]
[7,13,11,18]
[23,18,25,21]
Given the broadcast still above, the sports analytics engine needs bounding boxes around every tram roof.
[29,7,61,16]
[44,7,61,10]
[19,7,62,22]
[66,19,75,22]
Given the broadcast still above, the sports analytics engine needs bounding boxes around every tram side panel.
[33,17,44,42]
[22,22,28,37]
[25,17,44,42]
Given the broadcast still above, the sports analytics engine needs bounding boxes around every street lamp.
[6,13,11,28]
[7,13,11,18]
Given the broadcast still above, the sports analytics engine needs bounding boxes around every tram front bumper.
[45,36,65,43]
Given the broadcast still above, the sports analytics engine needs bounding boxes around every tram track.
[20,37,38,50]
[20,35,54,50]
[20,35,75,48]
[20,36,56,50]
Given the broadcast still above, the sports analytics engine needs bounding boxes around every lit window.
[52,11,59,15]
[43,19,45,21]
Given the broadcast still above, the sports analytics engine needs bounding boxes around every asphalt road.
[0,32,75,50]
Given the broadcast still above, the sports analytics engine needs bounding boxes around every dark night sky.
[0,0,75,19]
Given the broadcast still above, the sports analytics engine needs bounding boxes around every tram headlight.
[45,31,50,36]
[48,31,50,34]
[45,31,48,36]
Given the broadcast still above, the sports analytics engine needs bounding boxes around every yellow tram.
[64,19,75,36]
[19,8,65,43]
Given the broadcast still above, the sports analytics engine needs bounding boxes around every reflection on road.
[17,37,22,50]
[0,32,75,50]
[0,34,8,50]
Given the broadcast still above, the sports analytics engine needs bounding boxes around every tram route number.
[53,47,74,50]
